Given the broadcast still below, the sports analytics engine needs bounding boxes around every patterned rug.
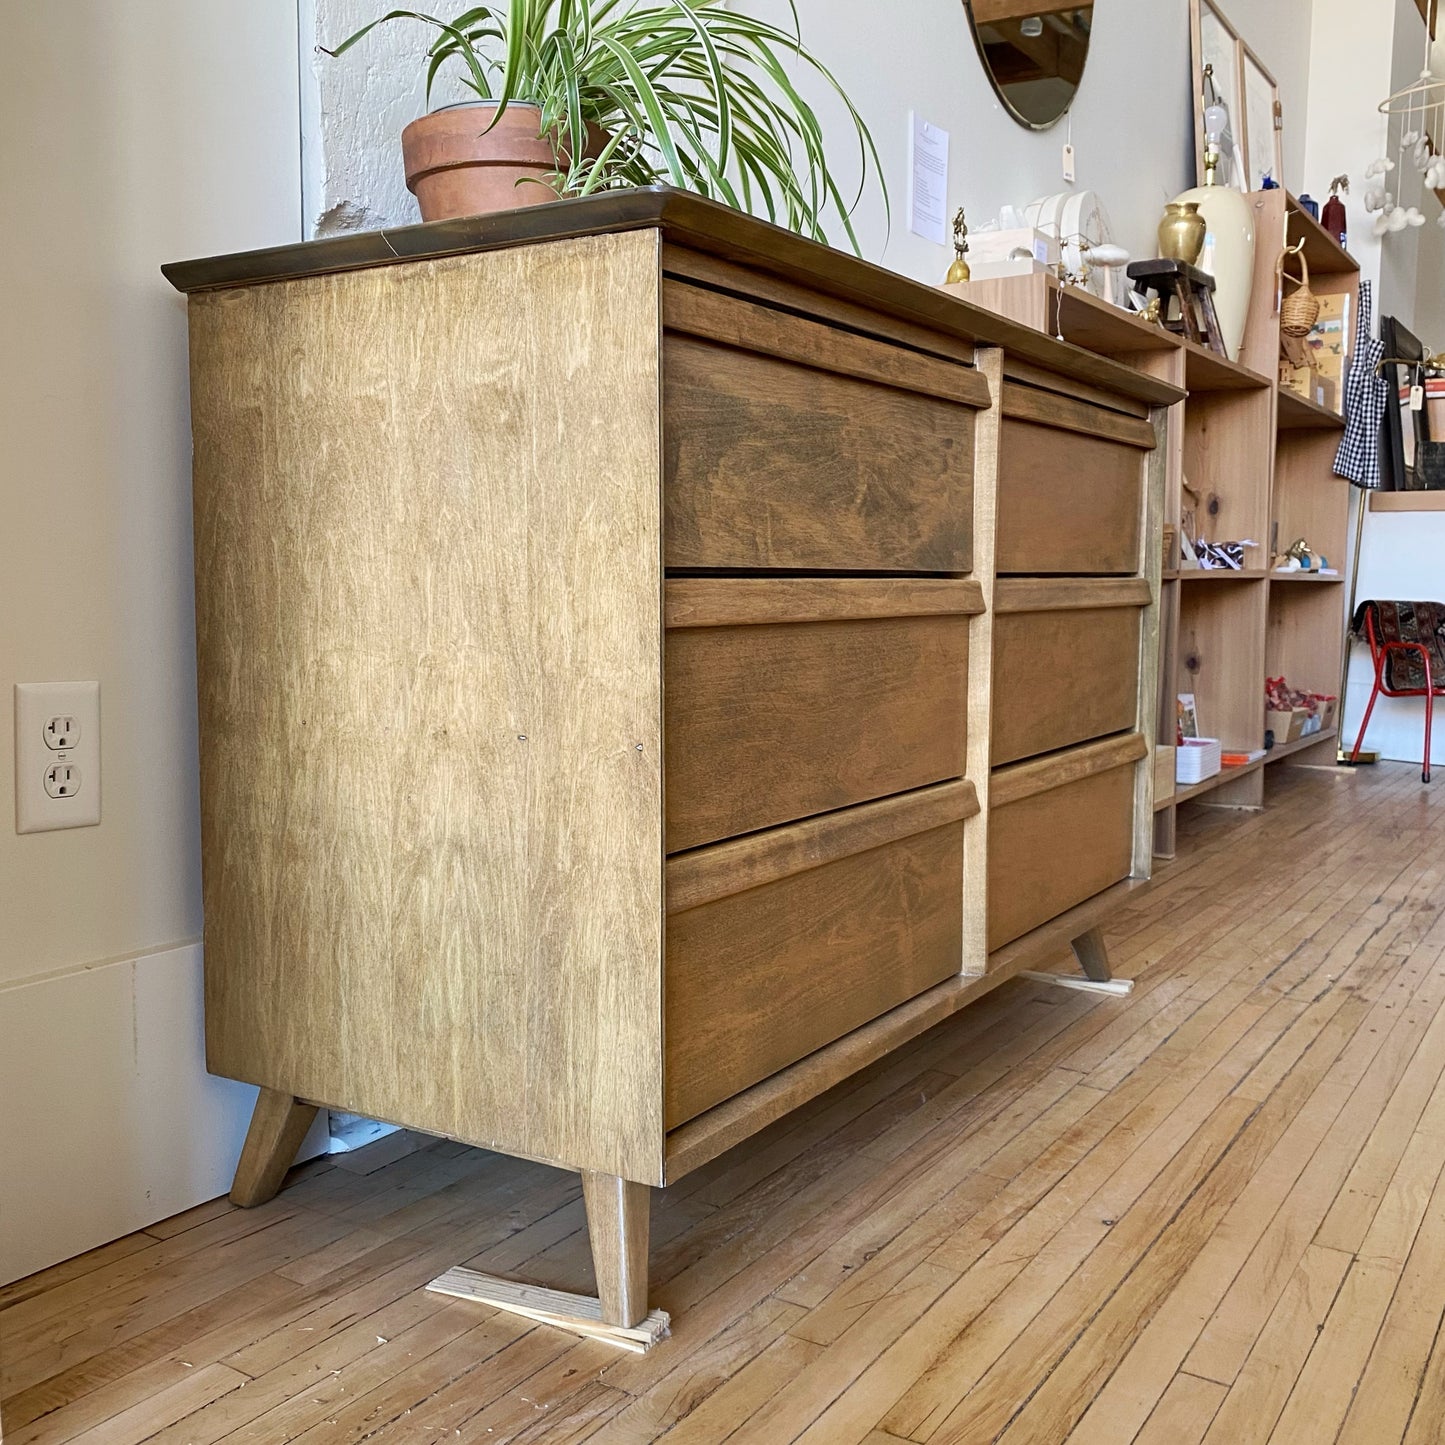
[1352,600,1445,692]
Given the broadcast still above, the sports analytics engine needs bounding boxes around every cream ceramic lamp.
[1170,92,1256,361]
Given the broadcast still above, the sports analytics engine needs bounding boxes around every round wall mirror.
[965,3,1095,130]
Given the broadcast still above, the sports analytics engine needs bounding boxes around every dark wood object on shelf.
[1127,259,1227,356]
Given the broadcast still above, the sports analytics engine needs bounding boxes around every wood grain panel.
[666,780,978,914]
[665,611,969,852]
[664,282,990,407]
[992,606,1143,765]
[664,336,976,573]
[987,761,1136,951]
[665,819,965,1127]
[994,577,1152,614]
[661,242,980,368]
[963,349,1005,977]
[1133,406,1168,874]
[996,418,1146,575]
[665,577,983,629]
[1002,381,1157,446]
[187,232,666,1184]
[990,732,1148,809]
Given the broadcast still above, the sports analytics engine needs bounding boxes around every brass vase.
[1158,201,1206,266]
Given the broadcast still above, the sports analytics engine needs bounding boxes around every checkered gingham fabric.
[1335,280,1386,489]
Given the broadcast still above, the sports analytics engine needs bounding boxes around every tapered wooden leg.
[1071,926,1113,983]
[230,1088,319,1207]
[582,1171,651,1328]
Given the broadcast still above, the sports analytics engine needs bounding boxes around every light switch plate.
[15,682,101,833]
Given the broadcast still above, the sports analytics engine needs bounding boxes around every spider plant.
[328,0,886,253]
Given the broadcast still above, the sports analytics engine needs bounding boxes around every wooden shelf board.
[1170,568,1270,582]
[1369,490,1445,512]
[1182,339,1273,393]
[1277,387,1346,431]
[1172,757,1265,804]
[1284,194,1361,277]
[1268,571,1345,584]
[1055,283,1181,358]
[1265,726,1340,763]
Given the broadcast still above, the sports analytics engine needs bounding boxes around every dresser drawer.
[995,385,1154,576]
[665,579,979,853]
[662,284,987,573]
[664,782,977,1128]
[987,735,1145,952]
[991,579,1149,766]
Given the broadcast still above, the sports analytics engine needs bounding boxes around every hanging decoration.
[1366,26,1445,234]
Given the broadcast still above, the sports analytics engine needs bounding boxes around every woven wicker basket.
[1279,246,1321,338]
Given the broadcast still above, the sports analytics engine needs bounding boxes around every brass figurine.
[945,206,971,284]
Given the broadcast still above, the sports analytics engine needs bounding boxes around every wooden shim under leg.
[1021,969,1135,998]
[230,1089,319,1207]
[426,1268,670,1353]
[1071,925,1114,982]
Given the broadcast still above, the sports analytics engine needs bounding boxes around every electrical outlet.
[15,682,101,833]
[44,762,81,799]
[44,714,80,750]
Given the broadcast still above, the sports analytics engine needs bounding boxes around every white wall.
[0,0,306,1284]
[304,0,1312,279]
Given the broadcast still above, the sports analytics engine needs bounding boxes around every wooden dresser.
[165,190,1178,1333]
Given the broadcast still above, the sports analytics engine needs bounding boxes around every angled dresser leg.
[230,1088,319,1207]
[582,1171,652,1329]
[1070,926,1113,983]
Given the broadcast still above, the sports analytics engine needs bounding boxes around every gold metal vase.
[1158,202,1206,266]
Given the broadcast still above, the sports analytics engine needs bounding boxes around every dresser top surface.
[163,188,1179,407]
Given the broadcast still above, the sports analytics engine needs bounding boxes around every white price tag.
[1062,143,1076,183]
[1411,383,1426,412]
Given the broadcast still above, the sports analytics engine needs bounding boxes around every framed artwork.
[1190,0,1284,192]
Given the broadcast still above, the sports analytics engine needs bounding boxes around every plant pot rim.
[429,98,542,114]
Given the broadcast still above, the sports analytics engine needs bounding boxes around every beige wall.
[0,0,304,1282]
[1,1,302,982]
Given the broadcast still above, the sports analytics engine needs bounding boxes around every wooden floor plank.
[1129,1372,1226,1445]
[5,764,1445,1445]
[1201,1243,1355,1445]
[65,1363,248,1445]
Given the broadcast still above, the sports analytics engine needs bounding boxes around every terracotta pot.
[402,102,565,221]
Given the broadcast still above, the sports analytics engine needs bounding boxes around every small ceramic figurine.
[945,207,971,285]
[1276,537,1328,572]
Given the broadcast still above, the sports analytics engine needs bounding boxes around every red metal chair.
[1351,605,1443,783]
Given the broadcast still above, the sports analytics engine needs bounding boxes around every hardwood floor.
[5,761,1445,1443]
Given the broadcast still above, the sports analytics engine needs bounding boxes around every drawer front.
[987,749,1138,952]
[665,785,975,1128]
[666,581,976,853]
[663,286,986,573]
[995,404,1151,575]
[992,606,1143,766]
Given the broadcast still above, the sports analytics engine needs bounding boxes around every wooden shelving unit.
[1255,191,1359,808]
[961,189,1358,857]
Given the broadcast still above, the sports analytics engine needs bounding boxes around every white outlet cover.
[15,682,101,833]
